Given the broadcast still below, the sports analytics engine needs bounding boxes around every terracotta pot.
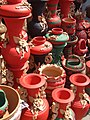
[47,0,61,29]
[73,39,88,56]
[59,0,74,18]
[1,18,30,69]
[61,54,85,88]
[19,73,49,120]
[63,35,78,58]
[61,17,76,35]
[69,73,90,120]
[28,36,52,72]
[39,64,66,104]
[51,88,75,119]
[0,85,21,120]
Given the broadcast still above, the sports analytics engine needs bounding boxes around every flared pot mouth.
[52,88,74,103]
[19,73,46,89]
[62,17,76,24]
[69,73,90,86]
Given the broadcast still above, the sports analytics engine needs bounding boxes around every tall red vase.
[51,88,75,119]
[47,0,61,29]
[19,73,49,120]
[59,0,74,18]
[69,73,90,120]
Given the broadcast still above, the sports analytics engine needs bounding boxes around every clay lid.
[46,28,69,45]
[29,36,53,55]
[0,2,32,17]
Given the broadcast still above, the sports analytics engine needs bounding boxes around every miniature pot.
[69,73,90,120]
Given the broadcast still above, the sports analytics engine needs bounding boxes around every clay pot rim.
[69,73,90,86]
[0,85,20,120]
[52,28,63,35]
[19,73,46,89]
[32,36,46,45]
[62,17,76,23]
[52,88,74,103]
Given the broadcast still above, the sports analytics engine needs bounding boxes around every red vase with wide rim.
[51,88,75,119]
[19,73,49,120]
[69,73,90,120]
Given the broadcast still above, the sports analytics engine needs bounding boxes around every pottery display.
[69,73,90,120]
[28,36,52,73]
[46,28,69,66]
[39,64,66,104]
[19,73,49,120]
[0,85,21,120]
[51,88,75,120]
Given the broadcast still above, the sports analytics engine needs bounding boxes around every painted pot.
[0,85,21,120]
[61,17,76,35]
[1,18,30,69]
[69,73,90,120]
[19,73,49,120]
[61,54,85,88]
[73,39,88,56]
[46,28,69,66]
[47,0,61,29]
[39,64,66,104]
[63,35,78,58]
[51,88,75,120]
[28,36,52,73]
[59,0,74,18]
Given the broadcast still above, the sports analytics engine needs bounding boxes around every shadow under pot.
[28,36,53,73]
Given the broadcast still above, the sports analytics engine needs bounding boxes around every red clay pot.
[61,17,76,35]
[69,73,90,120]
[51,88,75,119]
[39,64,66,104]
[19,73,49,120]
[59,0,74,18]
[73,39,88,56]
[47,0,61,29]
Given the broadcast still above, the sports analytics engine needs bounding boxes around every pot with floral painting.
[28,36,53,73]
[19,73,49,120]
[39,64,66,105]
[69,73,90,120]
[50,88,75,120]
[46,28,69,66]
